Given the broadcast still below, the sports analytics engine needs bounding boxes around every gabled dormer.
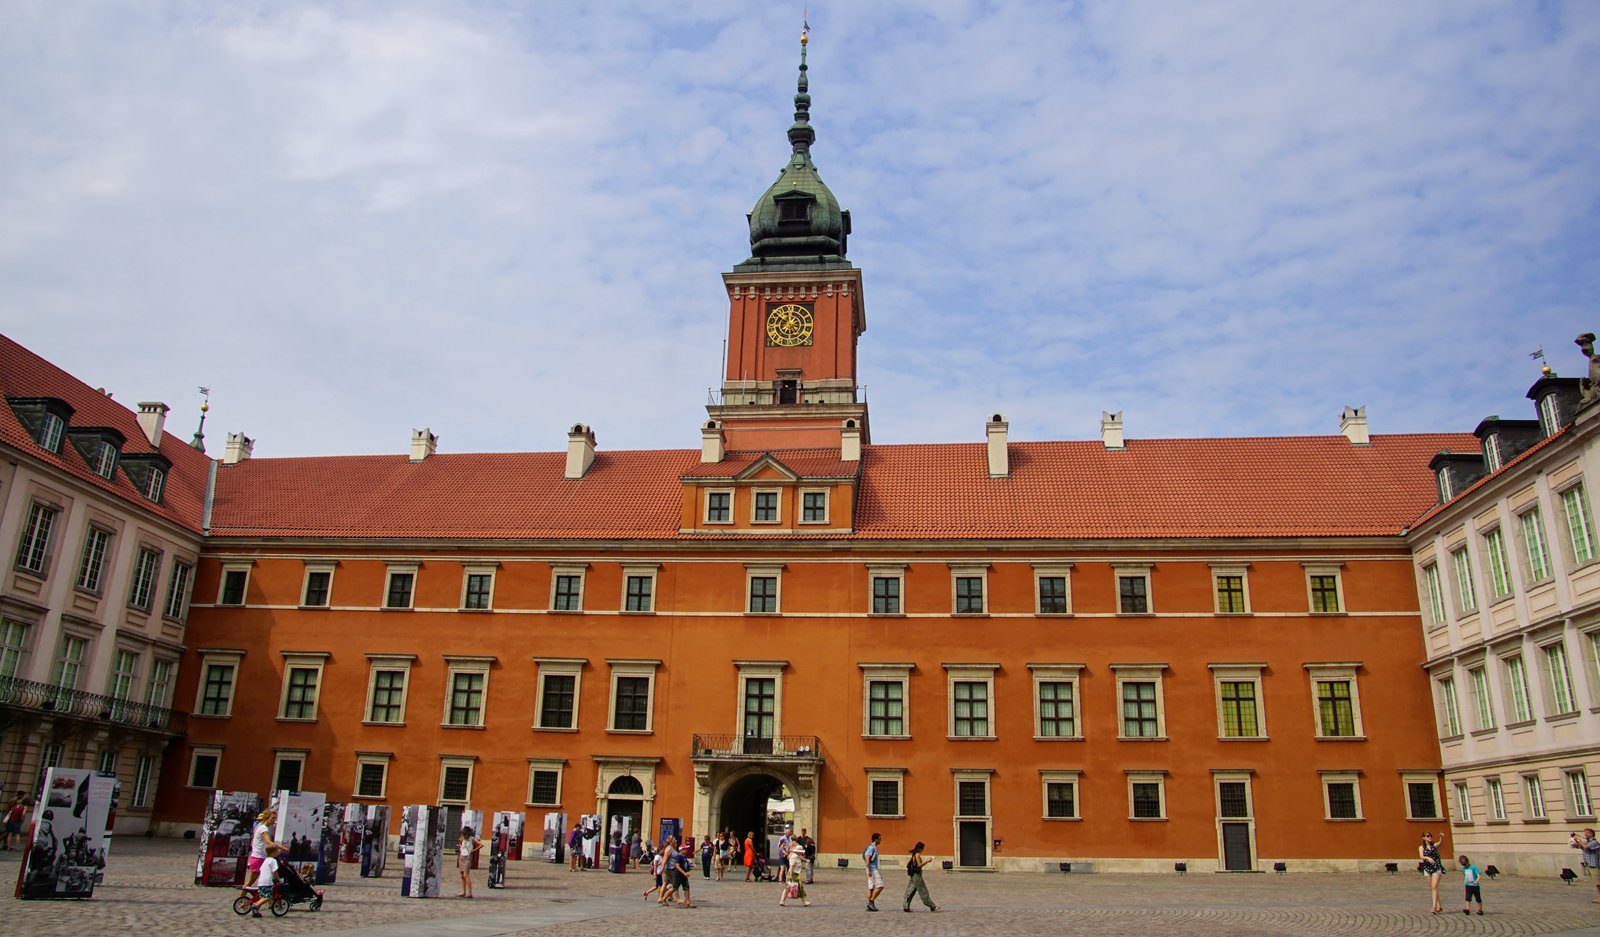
[67,426,127,480]
[678,449,859,534]
[120,451,173,504]
[1471,416,1540,474]
[6,396,74,455]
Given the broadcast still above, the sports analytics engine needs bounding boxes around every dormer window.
[144,467,165,502]
[1538,395,1560,437]
[1483,435,1503,473]
[40,412,65,453]
[119,453,172,505]
[1437,468,1454,503]
[67,427,126,481]
[90,441,118,479]
[778,200,810,223]
[7,397,74,454]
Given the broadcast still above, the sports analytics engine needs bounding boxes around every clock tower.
[708,28,868,452]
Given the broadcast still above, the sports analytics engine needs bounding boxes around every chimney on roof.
[1339,406,1370,446]
[410,428,438,462]
[1101,411,1124,450]
[701,420,725,464]
[986,413,1009,477]
[223,432,254,465]
[565,423,596,479]
[135,401,168,447]
[841,418,862,462]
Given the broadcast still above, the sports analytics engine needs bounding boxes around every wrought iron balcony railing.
[0,674,185,734]
[692,734,821,760]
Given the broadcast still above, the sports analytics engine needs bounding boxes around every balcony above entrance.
[692,734,822,764]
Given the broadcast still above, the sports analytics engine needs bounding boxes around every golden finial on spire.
[801,10,809,45]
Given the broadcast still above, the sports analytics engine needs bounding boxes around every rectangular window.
[199,663,236,716]
[368,669,407,723]
[705,491,731,523]
[1215,575,1246,614]
[447,671,485,726]
[219,568,248,605]
[1407,780,1440,820]
[748,575,777,613]
[1037,576,1068,614]
[1131,781,1164,819]
[1521,509,1553,582]
[1045,780,1077,819]
[539,674,576,729]
[529,768,561,806]
[50,634,87,691]
[1454,783,1472,823]
[552,574,582,611]
[1325,780,1360,820]
[1524,774,1547,819]
[1487,778,1506,822]
[625,575,654,612]
[1564,484,1597,564]
[1219,681,1260,737]
[954,576,985,614]
[871,576,901,614]
[1505,655,1534,722]
[952,681,989,737]
[1038,681,1075,737]
[1439,676,1462,737]
[163,562,192,620]
[1422,564,1446,627]
[1117,575,1149,614]
[1121,681,1159,738]
[1316,679,1358,737]
[463,574,493,610]
[1309,574,1342,613]
[14,502,57,574]
[1483,529,1512,598]
[281,666,320,720]
[1546,642,1578,715]
[869,779,901,817]
[38,411,65,452]
[145,658,174,709]
[743,677,775,740]
[613,676,651,731]
[1451,548,1477,614]
[1566,769,1593,818]
[143,467,165,502]
[440,764,473,804]
[385,571,415,609]
[753,490,778,522]
[127,547,160,609]
[75,527,112,592]
[107,648,138,708]
[1539,395,1561,436]
[957,780,988,817]
[1469,666,1496,731]
[302,570,331,607]
[867,679,904,736]
[274,754,304,793]
[357,761,388,799]
[801,490,828,523]
[0,619,28,678]
[90,441,118,479]
[130,755,153,808]
[189,750,220,788]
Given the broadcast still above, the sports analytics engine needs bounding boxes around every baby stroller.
[232,863,325,917]
[751,851,778,882]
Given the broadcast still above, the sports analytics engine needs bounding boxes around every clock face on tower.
[765,304,814,347]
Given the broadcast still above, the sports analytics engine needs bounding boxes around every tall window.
[1482,529,1512,599]
[867,680,904,736]
[1563,484,1597,564]
[1215,575,1246,613]
[1439,676,1462,736]
[163,562,192,620]
[1539,395,1561,436]
[130,755,153,808]
[613,676,651,731]
[952,681,989,737]
[90,440,118,478]
[219,568,248,605]
[14,502,57,574]
[1521,509,1552,582]
[539,674,576,729]
[753,490,778,522]
[463,573,493,610]
[871,576,901,614]
[146,658,174,709]
[127,548,160,609]
[748,575,777,613]
[705,491,731,523]
[1484,434,1504,473]
[1450,548,1477,614]
[801,491,828,522]
[0,619,27,678]
[199,662,237,716]
[1121,681,1159,738]
[1486,778,1506,821]
[385,571,414,609]
[954,576,985,614]
[1505,655,1533,722]
[1316,679,1357,737]
[1545,642,1577,715]
[1037,575,1067,614]
[106,649,138,720]
[1308,573,1342,613]
[1422,564,1446,626]
[1523,774,1547,819]
[625,575,654,612]
[447,671,485,726]
[743,677,775,740]
[50,634,87,690]
[1566,769,1593,818]
[1454,783,1472,823]
[552,574,582,611]
[38,411,65,452]
[274,754,304,793]
[1469,666,1495,731]
[302,570,331,606]
[142,467,165,502]
[1219,681,1260,737]
[1118,574,1149,613]
[366,669,405,723]
[1038,681,1075,737]
[281,666,320,720]
[75,527,111,592]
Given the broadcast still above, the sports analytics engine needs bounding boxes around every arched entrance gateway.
[692,741,821,857]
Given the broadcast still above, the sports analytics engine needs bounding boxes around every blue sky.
[1,1,1595,457]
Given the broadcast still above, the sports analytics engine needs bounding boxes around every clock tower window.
[776,370,801,405]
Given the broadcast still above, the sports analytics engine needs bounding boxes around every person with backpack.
[863,832,884,911]
[903,841,939,912]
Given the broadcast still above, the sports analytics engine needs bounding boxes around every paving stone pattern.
[3,840,1600,936]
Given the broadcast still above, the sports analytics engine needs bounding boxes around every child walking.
[248,844,281,918]
[1459,855,1484,915]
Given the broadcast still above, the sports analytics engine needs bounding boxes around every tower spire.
[190,386,210,452]
[788,15,814,155]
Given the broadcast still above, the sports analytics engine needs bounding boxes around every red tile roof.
[680,449,860,480]
[1,334,211,533]
[206,433,1478,541]
[1408,425,1566,529]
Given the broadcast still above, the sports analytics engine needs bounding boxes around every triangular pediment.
[733,453,800,482]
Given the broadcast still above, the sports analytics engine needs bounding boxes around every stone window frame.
[271,748,308,793]
[1402,771,1442,821]
[1210,662,1267,740]
[193,648,245,718]
[442,655,495,728]
[1303,562,1347,614]
[944,662,999,740]
[1305,662,1365,740]
[1485,776,1508,823]
[1436,669,1463,740]
[735,659,787,747]
[187,744,223,789]
[1028,663,1083,741]
[1112,662,1169,741]
[354,751,392,800]
[1126,769,1168,821]
[1521,772,1548,821]
[1565,767,1595,820]
[745,563,783,615]
[867,563,906,616]
[277,651,329,722]
[1497,648,1536,725]
[1479,524,1514,601]
[533,657,586,732]
[1420,561,1447,630]
[606,658,661,734]
[1319,770,1364,821]
[1039,769,1082,821]
[860,662,913,739]
[750,488,783,525]
[438,754,477,806]
[162,555,196,622]
[1113,563,1153,615]
[217,561,253,606]
[526,758,566,807]
[461,562,499,611]
[383,561,418,610]
[550,563,588,612]
[363,653,415,725]
[13,496,63,577]
[1032,563,1073,616]
[865,766,905,819]
[703,488,734,525]
[126,544,163,611]
[73,522,115,595]
[1210,563,1252,615]
[1467,663,1497,733]
[300,560,338,608]
[621,564,660,613]
[948,562,990,616]
[1537,634,1580,719]
[799,488,830,525]
[1516,504,1553,584]
[1447,543,1478,616]
[1452,781,1473,825]
[1557,478,1598,567]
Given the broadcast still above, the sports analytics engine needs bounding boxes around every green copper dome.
[734,37,852,272]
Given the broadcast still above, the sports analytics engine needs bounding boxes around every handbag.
[786,881,800,898]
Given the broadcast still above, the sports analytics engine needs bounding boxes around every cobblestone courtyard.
[4,840,1600,936]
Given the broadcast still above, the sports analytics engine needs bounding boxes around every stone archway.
[693,759,818,851]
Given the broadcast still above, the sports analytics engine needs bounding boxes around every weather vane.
[191,385,212,452]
